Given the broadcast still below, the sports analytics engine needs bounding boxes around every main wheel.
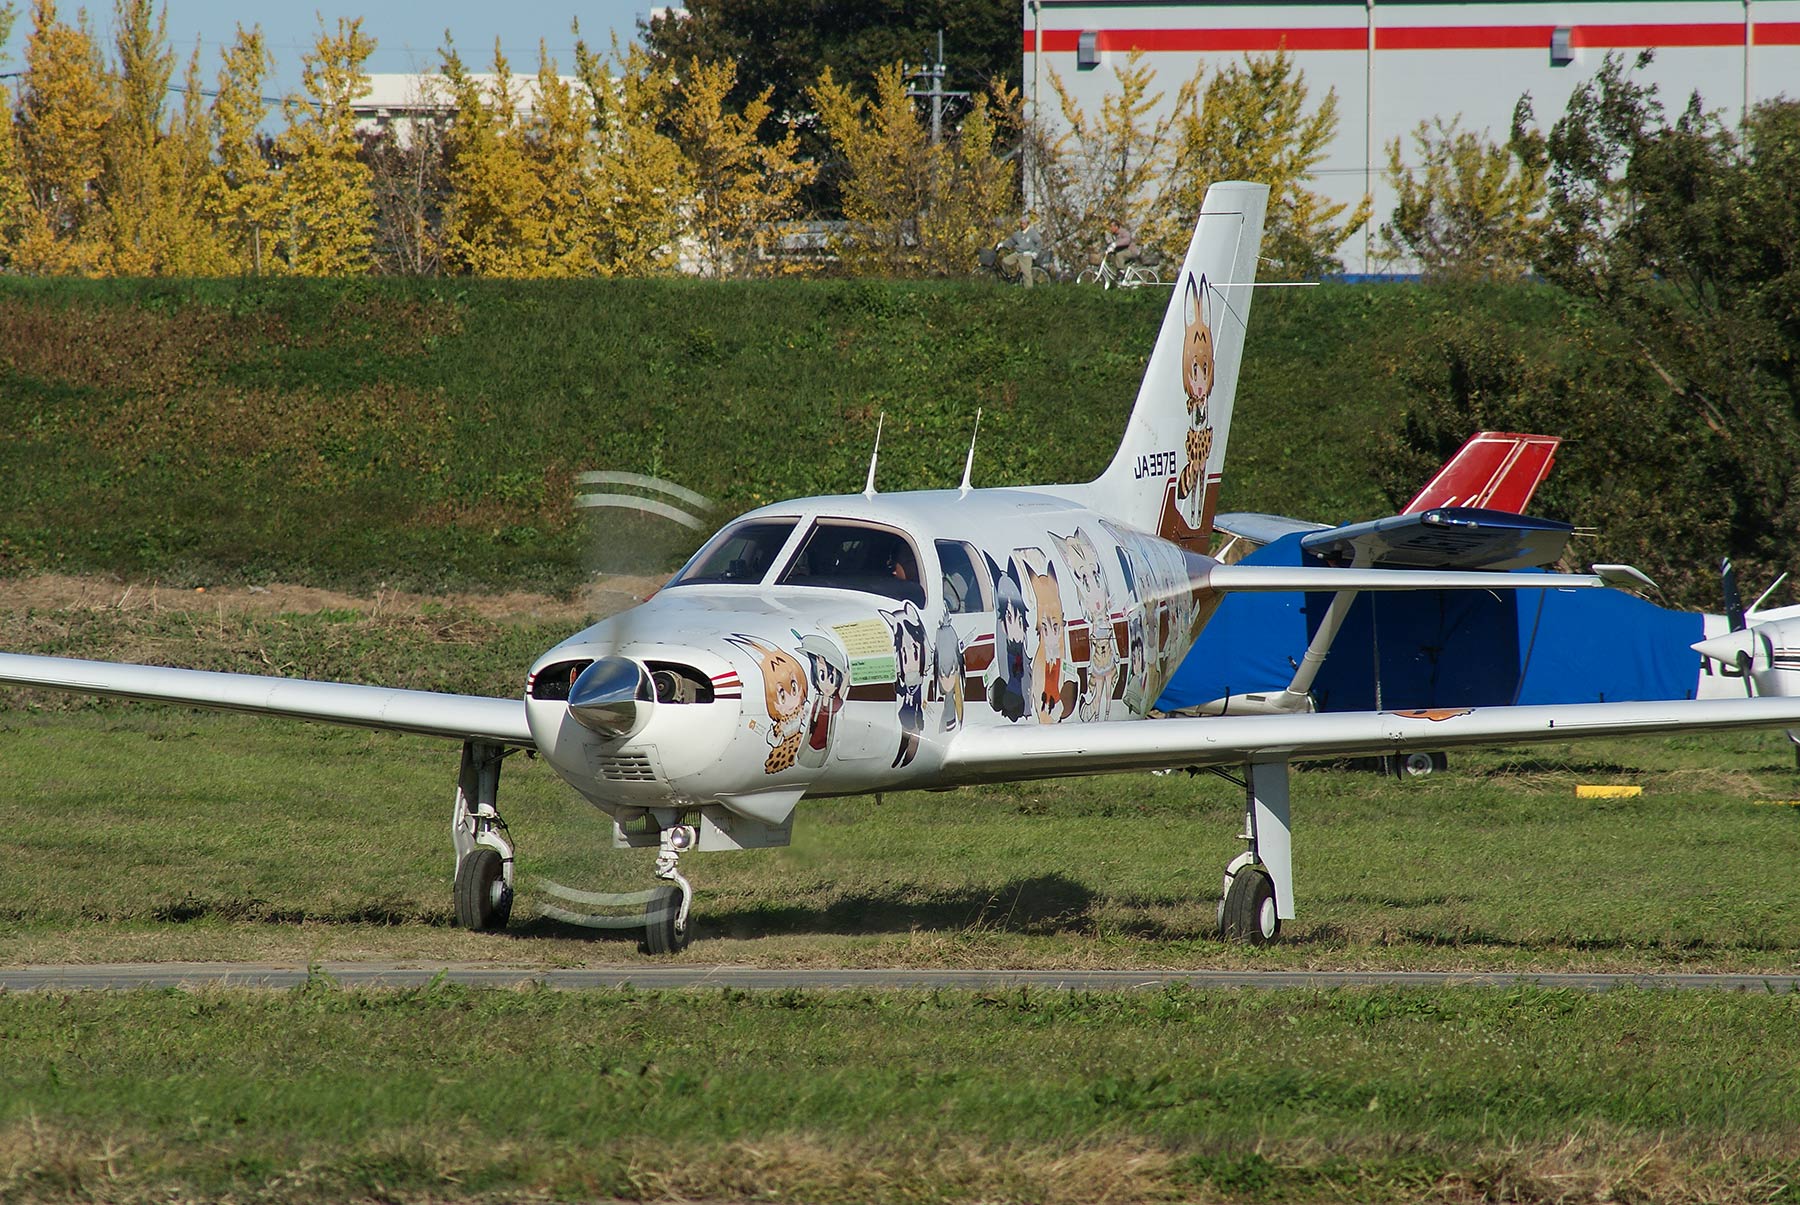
[454,846,512,931]
[640,884,689,955]
[1219,865,1280,944]
[1395,751,1447,779]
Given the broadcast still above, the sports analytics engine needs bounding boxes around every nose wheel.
[641,825,695,954]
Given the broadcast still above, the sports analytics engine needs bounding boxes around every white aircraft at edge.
[8,181,1800,953]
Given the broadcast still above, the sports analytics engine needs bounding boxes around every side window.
[936,540,990,615]
[777,522,925,604]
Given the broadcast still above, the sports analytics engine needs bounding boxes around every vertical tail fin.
[1083,181,1269,552]
[1402,432,1561,514]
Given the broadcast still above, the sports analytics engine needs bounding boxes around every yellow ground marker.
[1575,784,1643,798]
[1752,799,1800,808]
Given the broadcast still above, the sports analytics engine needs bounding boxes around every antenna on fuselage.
[958,408,982,497]
[863,412,884,498]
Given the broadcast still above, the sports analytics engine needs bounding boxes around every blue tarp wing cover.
[1160,533,1706,712]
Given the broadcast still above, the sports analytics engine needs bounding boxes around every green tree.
[205,24,276,273]
[670,57,814,277]
[1171,48,1368,277]
[274,16,375,275]
[12,0,111,273]
[1379,115,1545,278]
[1520,52,1800,599]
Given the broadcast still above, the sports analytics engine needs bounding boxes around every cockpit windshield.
[669,518,797,586]
[775,521,925,605]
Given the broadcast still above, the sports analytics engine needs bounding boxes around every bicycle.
[1076,252,1160,289]
[978,244,1053,287]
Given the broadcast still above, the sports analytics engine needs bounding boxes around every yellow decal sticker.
[832,619,898,686]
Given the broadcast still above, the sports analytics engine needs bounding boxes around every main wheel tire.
[640,884,689,955]
[454,846,512,931]
[1219,866,1280,944]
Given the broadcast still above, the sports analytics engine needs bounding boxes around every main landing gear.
[450,740,696,951]
[1215,759,1294,945]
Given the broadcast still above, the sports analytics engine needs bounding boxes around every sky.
[1,1,666,99]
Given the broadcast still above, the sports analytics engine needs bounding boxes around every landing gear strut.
[452,740,515,930]
[641,824,695,954]
[1217,759,1293,944]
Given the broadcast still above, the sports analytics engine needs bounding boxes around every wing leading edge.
[936,696,1800,786]
[0,653,533,745]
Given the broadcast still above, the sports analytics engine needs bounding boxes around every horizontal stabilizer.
[1299,507,1574,571]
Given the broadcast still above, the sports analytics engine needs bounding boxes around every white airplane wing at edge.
[935,697,1800,785]
[0,652,533,745]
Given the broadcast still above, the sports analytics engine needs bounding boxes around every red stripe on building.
[1028,22,1784,54]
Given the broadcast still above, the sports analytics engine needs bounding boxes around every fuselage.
[524,487,1223,835]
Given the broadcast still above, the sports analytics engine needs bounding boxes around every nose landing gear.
[642,825,695,954]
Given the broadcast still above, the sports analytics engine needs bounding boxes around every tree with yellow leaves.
[528,43,600,275]
[0,2,29,265]
[274,16,375,275]
[576,35,689,277]
[1040,50,1198,268]
[1171,49,1369,277]
[438,41,550,276]
[669,57,813,278]
[99,0,227,274]
[1380,115,1545,278]
[810,63,937,275]
[205,25,276,273]
[921,83,1017,275]
[11,0,111,273]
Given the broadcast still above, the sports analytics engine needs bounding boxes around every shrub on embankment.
[1,274,1727,603]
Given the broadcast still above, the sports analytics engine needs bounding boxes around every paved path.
[5,963,1799,992]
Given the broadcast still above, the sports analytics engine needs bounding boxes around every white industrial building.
[1024,0,1800,272]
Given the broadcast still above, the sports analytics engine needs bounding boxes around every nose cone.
[569,656,650,737]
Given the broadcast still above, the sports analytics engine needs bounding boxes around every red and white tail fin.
[1080,181,1269,552]
[1402,432,1560,514]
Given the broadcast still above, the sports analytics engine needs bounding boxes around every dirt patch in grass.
[0,572,659,624]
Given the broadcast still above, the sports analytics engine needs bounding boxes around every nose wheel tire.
[640,884,689,955]
[1219,865,1280,944]
[454,846,513,931]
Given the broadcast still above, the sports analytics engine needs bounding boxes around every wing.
[0,653,532,745]
[936,696,1800,785]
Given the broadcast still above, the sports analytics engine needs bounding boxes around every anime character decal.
[726,634,810,774]
[1052,527,1119,722]
[933,614,965,733]
[796,630,850,770]
[987,555,1033,722]
[1176,272,1217,531]
[1029,563,1077,723]
[883,602,928,767]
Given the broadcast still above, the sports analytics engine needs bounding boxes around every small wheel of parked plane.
[640,884,689,955]
[454,846,512,931]
[1395,751,1448,779]
[1219,865,1280,944]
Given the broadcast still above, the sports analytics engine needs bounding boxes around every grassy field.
[0,275,1561,594]
[6,983,1800,1204]
[6,601,1800,1203]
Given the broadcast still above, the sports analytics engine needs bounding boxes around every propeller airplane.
[9,181,1800,952]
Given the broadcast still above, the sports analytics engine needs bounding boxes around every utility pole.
[906,30,969,145]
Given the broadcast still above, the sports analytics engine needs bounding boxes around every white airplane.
[7,181,1800,952]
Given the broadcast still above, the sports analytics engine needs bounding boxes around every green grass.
[4,984,1799,1203]
[0,275,1572,593]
